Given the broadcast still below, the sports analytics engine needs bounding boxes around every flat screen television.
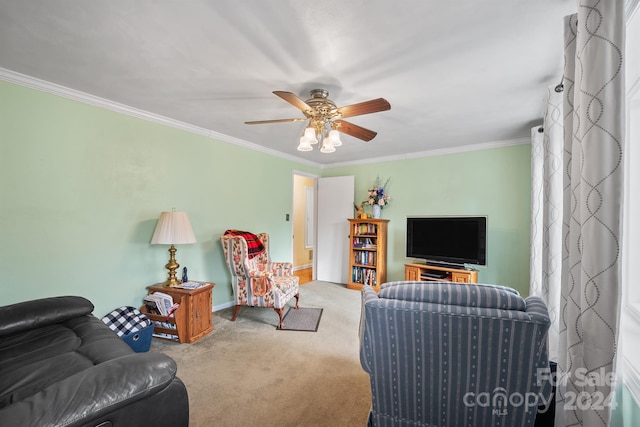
[406,216,487,267]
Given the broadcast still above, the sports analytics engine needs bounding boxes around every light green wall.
[0,78,532,317]
[0,80,320,316]
[4,78,639,420]
[611,385,640,427]
[325,145,532,295]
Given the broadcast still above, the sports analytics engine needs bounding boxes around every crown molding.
[323,137,530,169]
[1,67,529,170]
[0,67,322,169]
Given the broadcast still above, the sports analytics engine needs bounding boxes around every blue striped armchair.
[359,281,552,427]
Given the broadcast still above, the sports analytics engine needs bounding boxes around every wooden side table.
[142,282,215,344]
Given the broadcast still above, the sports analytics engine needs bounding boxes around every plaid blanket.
[101,306,151,337]
[224,229,265,259]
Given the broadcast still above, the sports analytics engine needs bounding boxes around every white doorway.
[292,173,355,285]
[292,172,318,283]
[315,176,355,284]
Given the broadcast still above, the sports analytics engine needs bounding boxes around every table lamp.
[150,211,196,287]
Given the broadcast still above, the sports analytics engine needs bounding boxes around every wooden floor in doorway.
[295,267,313,285]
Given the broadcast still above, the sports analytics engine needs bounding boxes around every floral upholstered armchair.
[220,231,299,328]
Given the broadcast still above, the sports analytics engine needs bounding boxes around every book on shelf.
[364,269,377,286]
[354,250,376,266]
[352,266,377,286]
[353,237,376,248]
[354,223,378,235]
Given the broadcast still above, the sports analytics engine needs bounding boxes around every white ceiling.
[0,1,575,166]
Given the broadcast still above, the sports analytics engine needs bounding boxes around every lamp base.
[162,278,182,287]
[162,245,182,287]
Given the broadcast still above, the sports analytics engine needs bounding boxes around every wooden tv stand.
[405,263,478,283]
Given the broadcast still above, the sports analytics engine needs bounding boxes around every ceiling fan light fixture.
[328,129,342,147]
[303,127,318,144]
[245,89,391,155]
[320,141,336,153]
[297,137,313,151]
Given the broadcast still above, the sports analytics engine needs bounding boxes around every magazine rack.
[140,282,214,344]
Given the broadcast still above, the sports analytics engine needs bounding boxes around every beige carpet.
[150,281,372,427]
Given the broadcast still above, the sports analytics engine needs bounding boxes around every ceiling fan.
[245,89,391,153]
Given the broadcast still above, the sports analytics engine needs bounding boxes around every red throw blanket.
[224,230,265,259]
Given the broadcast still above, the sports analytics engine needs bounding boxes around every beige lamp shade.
[150,211,196,286]
[150,211,196,245]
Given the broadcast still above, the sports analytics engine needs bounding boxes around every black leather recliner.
[0,296,189,427]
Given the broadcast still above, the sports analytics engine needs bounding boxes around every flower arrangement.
[367,176,391,208]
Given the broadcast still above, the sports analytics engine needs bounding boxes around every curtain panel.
[530,85,563,363]
[530,2,625,426]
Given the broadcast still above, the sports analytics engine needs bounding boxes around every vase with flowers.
[366,176,391,218]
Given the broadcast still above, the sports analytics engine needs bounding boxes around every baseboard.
[293,264,312,271]
[213,300,235,312]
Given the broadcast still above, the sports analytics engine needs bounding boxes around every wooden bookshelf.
[348,218,389,291]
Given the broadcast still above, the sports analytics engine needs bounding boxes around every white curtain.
[530,85,563,362]
[530,2,625,426]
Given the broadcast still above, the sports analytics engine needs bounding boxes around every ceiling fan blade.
[273,91,312,112]
[245,118,309,125]
[333,120,378,142]
[337,98,391,119]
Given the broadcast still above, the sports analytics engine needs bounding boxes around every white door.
[316,176,355,284]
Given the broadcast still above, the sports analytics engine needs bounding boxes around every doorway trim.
[292,170,320,281]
